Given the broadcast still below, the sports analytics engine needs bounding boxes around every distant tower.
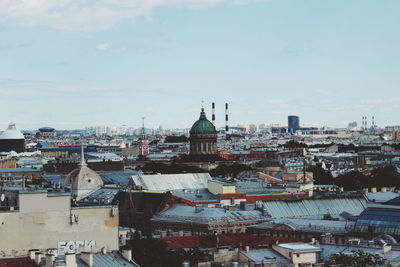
[225,103,229,132]
[138,117,149,157]
[288,116,300,134]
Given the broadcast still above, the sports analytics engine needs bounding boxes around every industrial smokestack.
[362,116,365,131]
[365,116,368,130]
[212,102,215,125]
[225,103,229,132]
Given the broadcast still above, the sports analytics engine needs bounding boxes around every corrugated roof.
[151,204,266,225]
[76,251,139,267]
[262,197,367,218]
[130,173,211,192]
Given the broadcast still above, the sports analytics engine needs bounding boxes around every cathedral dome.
[64,146,103,200]
[190,109,216,135]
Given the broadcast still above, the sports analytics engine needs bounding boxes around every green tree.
[308,163,334,185]
[209,163,252,178]
[335,171,370,190]
[370,165,400,187]
[164,135,188,143]
[327,250,385,267]
[282,140,308,148]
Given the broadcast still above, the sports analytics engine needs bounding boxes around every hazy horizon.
[1,0,399,130]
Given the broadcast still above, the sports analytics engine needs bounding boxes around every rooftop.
[277,242,322,253]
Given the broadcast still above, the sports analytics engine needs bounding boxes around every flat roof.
[0,168,42,173]
[278,243,322,253]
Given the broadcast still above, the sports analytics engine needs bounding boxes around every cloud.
[0,0,261,32]
[97,43,111,51]
[363,97,400,104]
[314,89,330,96]
[97,42,127,53]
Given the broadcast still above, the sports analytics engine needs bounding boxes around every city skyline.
[1,0,399,129]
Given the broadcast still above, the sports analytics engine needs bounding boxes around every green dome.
[190,109,216,134]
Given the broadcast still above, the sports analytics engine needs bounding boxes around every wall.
[272,245,317,267]
[0,192,119,256]
[208,180,236,195]
[0,159,17,169]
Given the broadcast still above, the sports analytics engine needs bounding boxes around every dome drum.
[189,108,218,156]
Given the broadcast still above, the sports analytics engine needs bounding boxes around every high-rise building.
[288,115,300,134]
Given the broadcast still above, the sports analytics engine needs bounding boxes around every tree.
[327,250,385,267]
[209,163,252,178]
[308,163,334,185]
[335,171,370,190]
[282,140,308,148]
[370,165,400,187]
[164,135,188,143]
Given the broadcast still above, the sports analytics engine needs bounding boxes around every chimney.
[225,103,229,132]
[65,253,78,267]
[34,252,43,265]
[371,187,377,193]
[121,249,132,262]
[80,252,93,267]
[363,188,369,194]
[28,250,40,261]
[45,254,55,267]
[381,187,387,193]
[245,246,250,252]
[383,245,392,254]
[212,102,215,125]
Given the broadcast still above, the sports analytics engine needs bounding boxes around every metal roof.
[262,197,367,218]
[75,251,139,267]
[251,218,355,233]
[151,204,266,225]
[130,173,211,192]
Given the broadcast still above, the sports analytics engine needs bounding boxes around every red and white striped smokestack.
[225,103,229,132]
[212,102,215,125]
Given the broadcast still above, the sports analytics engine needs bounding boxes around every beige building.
[208,180,236,195]
[272,243,322,267]
[0,190,119,256]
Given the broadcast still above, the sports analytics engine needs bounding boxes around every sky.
[0,0,399,130]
